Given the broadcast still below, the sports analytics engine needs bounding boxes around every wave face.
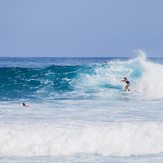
[0,52,163,101]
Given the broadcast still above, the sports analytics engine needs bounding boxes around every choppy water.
[1,51,163,162]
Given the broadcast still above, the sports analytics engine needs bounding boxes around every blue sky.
[0,0,163,57]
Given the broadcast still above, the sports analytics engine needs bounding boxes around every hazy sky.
[0,0,163,57]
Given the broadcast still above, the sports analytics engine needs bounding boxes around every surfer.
[121,77,130,92]
[22,103,30,107]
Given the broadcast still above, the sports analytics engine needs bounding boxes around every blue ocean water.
[1,51,163,163]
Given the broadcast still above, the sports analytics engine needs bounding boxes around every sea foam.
[0,122,163,157]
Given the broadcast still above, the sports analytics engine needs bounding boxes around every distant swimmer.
[121,77,130,92]
[22,103,30,107]
[22,103,45,108]
[104,61,108,64]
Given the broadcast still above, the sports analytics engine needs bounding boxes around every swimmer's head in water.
[22,103,25,106]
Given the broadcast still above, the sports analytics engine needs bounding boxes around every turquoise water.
[1,52,163,162]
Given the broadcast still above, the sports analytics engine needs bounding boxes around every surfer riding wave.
[121,77,130,92]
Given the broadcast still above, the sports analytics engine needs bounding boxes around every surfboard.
[122,91,130,93]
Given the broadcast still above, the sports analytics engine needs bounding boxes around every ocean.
[1,51,163,163]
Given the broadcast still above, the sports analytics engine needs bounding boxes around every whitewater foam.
[1,122,163,157]
[132,50,163,99]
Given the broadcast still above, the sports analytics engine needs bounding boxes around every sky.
[0,0,163,57]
